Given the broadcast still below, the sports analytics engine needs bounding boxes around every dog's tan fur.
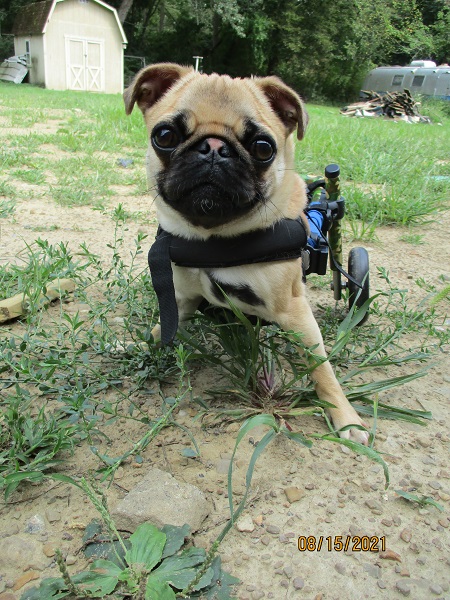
[124,63,369,443]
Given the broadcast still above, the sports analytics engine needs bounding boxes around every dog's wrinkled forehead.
[124,63,308,141]
[153,74,282,140]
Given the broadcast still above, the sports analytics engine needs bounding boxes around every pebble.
[260,535,270,546]
[236,516,255,533]
[429,481,441,490]
[66,555,77,565]
[280,580,289,589]
[45,509,61,523]
[251,591,265,599]
[363,563,380,579]
[266,525,280,535]
[284,487,304,503]
[293,577,304,590]
[13,571,39,591]
[283,565,293,579]
[24,515,45,534]
[400,528,412,542]
[430,584,443,595]
[396,581,411,596]
[377,580,387,589]
[417,437,431,448]
[365,499,383,513]
[334,562,346,575]
[0,594,18,600]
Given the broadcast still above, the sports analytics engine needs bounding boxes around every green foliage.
[395,488,444,511]
[21,481,239,600]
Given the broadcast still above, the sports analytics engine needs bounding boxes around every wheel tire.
[348,247,370,323]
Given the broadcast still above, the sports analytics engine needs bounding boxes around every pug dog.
[124,63,369,444]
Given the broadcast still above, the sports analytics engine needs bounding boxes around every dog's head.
[124,63,308,234]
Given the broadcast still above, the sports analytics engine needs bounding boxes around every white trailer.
[362,61,450,100]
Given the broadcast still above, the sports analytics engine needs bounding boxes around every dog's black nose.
[195,137,233,158]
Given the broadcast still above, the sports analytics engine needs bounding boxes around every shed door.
[65,37,104,92]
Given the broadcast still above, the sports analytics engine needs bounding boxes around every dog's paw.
[329,408,369,445]
[338,423,370,445]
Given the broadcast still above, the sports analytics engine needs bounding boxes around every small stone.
[363,563,380,579]
[438,518,449,528]
[0,594,18,600]
[260,535,270,546]
[365,499,382,512]
[253,515,264,526]
[396,581,411,596]
[334,561,346,575]
[377,580,387,589]
[429,481,441,490]
[24,515,45,534]
[400,528,412,543]
[379,549,402,562]
[266,525,280,535]
[45,509,61,523]
[430,584,443,595]
[13,572,39,591]
[293,577,304,590]
[417,437,431,448]
[283,565,293,579]
[236,516,255,533]
[42,544,55,558]
[280,580,289,589]
[251,591,265,600]
[284,487,304,503]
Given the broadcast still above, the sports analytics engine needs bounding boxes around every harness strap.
[148,218,308,345]
[147,229,179,346]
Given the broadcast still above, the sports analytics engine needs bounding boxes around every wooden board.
[0,279,76,323]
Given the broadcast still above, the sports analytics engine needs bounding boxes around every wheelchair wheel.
[348,247,370,323]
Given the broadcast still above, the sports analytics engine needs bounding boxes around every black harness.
[148,217,308,345]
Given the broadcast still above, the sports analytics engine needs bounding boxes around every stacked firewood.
[340,90,430,122]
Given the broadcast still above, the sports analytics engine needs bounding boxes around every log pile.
[341,90,431,123]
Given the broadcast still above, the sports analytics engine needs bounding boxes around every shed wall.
[45,0,124,93]
[14,35,46,85]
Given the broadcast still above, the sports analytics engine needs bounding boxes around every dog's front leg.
[151,295,203,343]
[277,295,369,444]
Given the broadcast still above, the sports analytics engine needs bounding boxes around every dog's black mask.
[152,120,277,229]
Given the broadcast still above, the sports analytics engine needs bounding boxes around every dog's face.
[124,64,308,233]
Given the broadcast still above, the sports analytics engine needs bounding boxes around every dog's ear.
[123,63,194,115]
[254,76,308,140]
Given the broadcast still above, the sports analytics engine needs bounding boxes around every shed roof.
[13,0,53,36]
[12,0,127,44]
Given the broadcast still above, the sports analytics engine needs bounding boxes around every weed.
[399,231,425,245]
[395,488,444,512]
[21,478,239,599]
[183,273,440,429]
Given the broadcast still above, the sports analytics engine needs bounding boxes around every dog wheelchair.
[303,164,370,320]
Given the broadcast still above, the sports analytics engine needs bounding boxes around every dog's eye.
[250,139,275,162]
[152,126,180,150]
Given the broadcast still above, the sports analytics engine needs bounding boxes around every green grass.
[299,101,450,226]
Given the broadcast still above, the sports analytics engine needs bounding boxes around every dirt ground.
[0,139,449,599]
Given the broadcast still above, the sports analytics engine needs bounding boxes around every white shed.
[12,0,127,93]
